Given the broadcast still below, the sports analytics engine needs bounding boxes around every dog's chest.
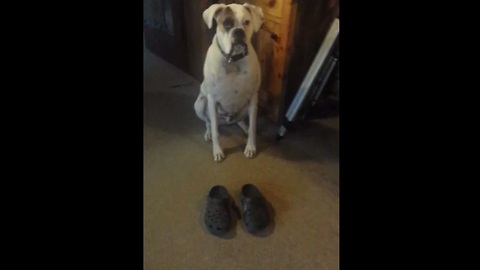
[210,66,257,111]
[223,62,241,75]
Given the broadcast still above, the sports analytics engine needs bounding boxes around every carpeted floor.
[144,46,339,270]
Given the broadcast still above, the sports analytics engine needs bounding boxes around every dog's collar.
[216,37,248,63]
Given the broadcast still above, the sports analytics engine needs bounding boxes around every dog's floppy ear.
[243,3,264,32]
[203,4,226,29]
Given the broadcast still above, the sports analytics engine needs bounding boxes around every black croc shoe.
[204,185,234,236]
[240,184,270,234]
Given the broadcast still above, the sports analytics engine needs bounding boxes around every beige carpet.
[144,47,339,270]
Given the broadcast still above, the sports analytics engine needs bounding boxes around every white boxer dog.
[194,3,264,162]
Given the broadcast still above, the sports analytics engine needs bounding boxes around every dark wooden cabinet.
[144,0,188,72]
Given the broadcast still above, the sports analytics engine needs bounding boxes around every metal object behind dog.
[277,18,339,139]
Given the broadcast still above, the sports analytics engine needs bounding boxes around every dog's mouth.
[229,41,247,57]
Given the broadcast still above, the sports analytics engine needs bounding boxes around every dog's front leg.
[207,94,224,162]
[244,92,258,158]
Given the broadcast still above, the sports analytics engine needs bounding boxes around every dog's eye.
[244,20,250,26]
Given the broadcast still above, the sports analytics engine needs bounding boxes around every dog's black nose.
[232,28,246,41]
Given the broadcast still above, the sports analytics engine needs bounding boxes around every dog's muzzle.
[217,28,248,63]
[232,28,246,44]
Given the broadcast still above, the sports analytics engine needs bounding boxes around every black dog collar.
[216,37,248,63]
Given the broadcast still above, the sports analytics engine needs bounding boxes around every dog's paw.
[213,146,225,162]
[244,144,256,159]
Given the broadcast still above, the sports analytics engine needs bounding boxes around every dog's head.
[203,3,263,56]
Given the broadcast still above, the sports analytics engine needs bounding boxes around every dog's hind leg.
[204,122,212,142]
[237,119,249,135]
[195,94,213,143]
[194,94,208,121]
[236,105,251,135]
